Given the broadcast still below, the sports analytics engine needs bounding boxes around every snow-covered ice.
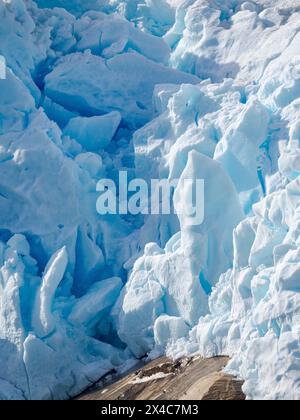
[1,0,300,400]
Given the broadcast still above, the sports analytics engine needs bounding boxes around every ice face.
[115,0,300,400]
[171,174,300,400]
[115,149,243,358]
[1,0,300,400]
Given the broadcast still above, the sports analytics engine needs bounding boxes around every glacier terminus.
[0,0,300,400]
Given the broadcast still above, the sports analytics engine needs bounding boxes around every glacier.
[0,0,300,400]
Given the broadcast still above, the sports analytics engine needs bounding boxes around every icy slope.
[1,0,300,400]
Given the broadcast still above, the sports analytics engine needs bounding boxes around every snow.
[1,0,300,400]
[129,371,174,384]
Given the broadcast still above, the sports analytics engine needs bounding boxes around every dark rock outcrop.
[78,356,245,401]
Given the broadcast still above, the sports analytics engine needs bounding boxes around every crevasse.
[0,0,300,400]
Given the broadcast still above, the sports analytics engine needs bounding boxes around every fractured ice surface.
[116,0,300,400]
[45,51,198,128]
[115,149,243,357]
[1,0,300,400]
[35,0,176,36]
[0,235,126,399]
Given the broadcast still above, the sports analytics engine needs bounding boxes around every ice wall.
[116,0,300,400]
[1,0,300,400]
[0,0,197,399]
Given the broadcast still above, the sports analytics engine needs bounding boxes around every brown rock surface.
[77,356,245,401]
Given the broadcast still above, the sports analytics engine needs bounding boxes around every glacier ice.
[34,0,176,37]
[44,51,199,129]
[63,112,122,151]
[0,234,127,399]
[1,0,300,400]
[115,149,243,357]
[115,0,300,400]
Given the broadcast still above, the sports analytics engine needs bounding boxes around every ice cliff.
[1,0,300,400]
